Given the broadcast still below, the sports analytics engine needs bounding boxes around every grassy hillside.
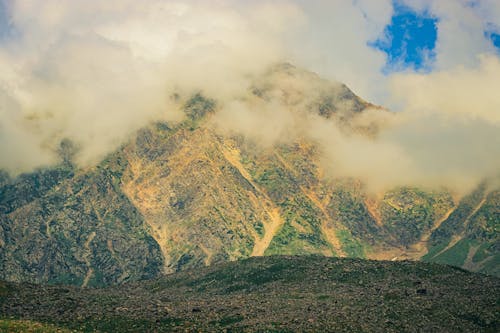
[423,186,500,276]
[0,256,498,332]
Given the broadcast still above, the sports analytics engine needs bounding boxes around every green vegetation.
[70,317,186,333]
[182,93,216,130]
[423,185,499,276]
[0,153,163,286]
[254,166,294,203]
[473,242,495,263]
[266,196,331,255]
[337,230,365,258]
[380,187,454,246]
[429,238,472,267]
[0,165,74,214]
[212,315,244,326]
[1,73,498,288]
[422,242,450,261]
[47,273,83,287]
[243,149,334,256]
[429,184,487,247]
[479,254,500,276]
[0,319,75,333]
[327,185,382,245]
[1,256,498,332]
[467,190,500,241]
[0,281,8,298]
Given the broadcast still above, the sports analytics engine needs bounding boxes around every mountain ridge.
[0,64,498,286]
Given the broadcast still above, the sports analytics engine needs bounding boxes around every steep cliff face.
[0,157,163,286]
[121,125,269,273]
[1,65,498,285]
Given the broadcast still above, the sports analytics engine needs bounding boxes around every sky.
[375,1,499,72]
[371,1,438,72]
[0,0,499,194]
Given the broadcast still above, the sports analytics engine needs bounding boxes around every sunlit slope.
[423,186,499,276]
[1,65,498,286]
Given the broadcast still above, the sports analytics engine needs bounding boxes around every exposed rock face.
[121,126,268,273]
[0,161,163,286]
[0,65,498,285]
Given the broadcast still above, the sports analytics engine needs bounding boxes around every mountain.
[0,64,498,286]
[1,256,498,332]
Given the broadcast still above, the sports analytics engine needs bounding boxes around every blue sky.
[0,0,498,187]
[372,1,438,72]
[486,30,500,49]
[1,0,499,74]
[373,0,500,73]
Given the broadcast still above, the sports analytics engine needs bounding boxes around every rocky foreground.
[0,256,499,332]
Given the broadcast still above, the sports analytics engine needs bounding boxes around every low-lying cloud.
[0,0,299,172]
[212,64,500,194]
[0,0,499,194]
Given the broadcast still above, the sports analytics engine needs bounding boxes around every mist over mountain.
[0,0,498,195]
[0,3,499,331]
[0,63,498,287]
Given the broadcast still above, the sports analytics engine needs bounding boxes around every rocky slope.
[1,256,499,332]
[0,64,498,286]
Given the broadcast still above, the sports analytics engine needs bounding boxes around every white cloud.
[0,0,301,173]
[0,0,499,193]
[389,54,500,124]
[288,0,393,103]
